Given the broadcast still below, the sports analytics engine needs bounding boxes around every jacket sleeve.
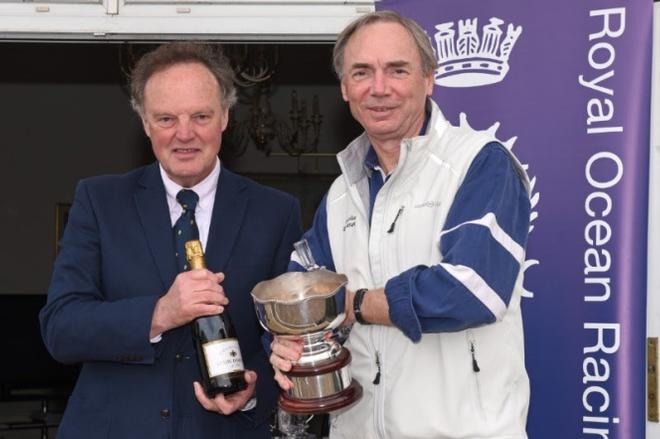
[39,180,160,365]
[385,142,531,342]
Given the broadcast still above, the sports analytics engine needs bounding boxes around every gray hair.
[130,43,237,115]
[333,10,437,79]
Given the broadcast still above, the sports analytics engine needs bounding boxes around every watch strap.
[353,288,370,325]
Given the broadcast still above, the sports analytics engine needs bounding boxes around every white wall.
[647,2,660,437]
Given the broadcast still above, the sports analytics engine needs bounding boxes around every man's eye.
[195,114,210,122]
[352,70,367,79]
[157,117,174,126]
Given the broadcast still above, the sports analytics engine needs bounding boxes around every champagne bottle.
[185,240,247,396]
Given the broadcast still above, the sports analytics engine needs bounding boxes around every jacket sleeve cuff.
[122,295,163,364]
[385,267,423,342]
[242,350,279,426]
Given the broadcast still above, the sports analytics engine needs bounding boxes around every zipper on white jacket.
[470,341,481,372]
[373,351,381,384]
[386,206,405,233]
[467,331,486,416]
[374,329,387,439]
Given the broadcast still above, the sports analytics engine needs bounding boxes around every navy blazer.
[40,162,302,439]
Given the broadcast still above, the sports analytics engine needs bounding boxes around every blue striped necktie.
[174,189,200,272]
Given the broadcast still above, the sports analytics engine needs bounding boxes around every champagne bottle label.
[202,338,245,377]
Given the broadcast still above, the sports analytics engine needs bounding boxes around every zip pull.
[470,342,480,373]
[387,206,405,233]
[372,351,381,384]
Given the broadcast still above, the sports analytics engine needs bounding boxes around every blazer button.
[160,408,170,419]
[175,353,183,361]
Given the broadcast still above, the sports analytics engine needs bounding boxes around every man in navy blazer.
[40,43,302,438]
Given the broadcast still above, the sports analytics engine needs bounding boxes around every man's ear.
[141,116,152,138]
[340,79,349,102]
[221,107,229,132]
[425,72,434,96]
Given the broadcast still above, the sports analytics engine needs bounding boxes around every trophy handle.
[293,240,322,271]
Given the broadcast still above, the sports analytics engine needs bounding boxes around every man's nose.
[371,71,389,95]
[176,117,195,141]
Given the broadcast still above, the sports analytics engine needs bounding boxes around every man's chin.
[364,123,399,138]
[164,165,205,186]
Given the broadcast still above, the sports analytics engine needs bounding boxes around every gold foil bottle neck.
[185,240,206,270]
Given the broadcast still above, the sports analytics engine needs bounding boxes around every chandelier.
[223,45,323,158]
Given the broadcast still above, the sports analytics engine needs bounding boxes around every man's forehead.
[144,63,220,96]
[344,22,419,63]
[145,62,218,93]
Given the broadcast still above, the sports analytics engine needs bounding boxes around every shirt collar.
[363,145,380,174]
[159,157,221,212]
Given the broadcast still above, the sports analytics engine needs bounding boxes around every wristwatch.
[353,288,370,325]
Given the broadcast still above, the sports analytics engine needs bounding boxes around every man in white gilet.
[270,10,531,439]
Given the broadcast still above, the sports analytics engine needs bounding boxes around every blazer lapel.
[205,167,248,279]
[134,163,178,291]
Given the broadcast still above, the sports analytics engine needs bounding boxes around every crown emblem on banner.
[434,17,522,88]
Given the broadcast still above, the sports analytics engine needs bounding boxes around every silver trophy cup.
[252,267,362,415]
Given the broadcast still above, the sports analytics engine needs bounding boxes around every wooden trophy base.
[278,348,363,415]
[279,379,363,415]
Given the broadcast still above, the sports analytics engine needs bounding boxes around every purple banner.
[379,0,653,437]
